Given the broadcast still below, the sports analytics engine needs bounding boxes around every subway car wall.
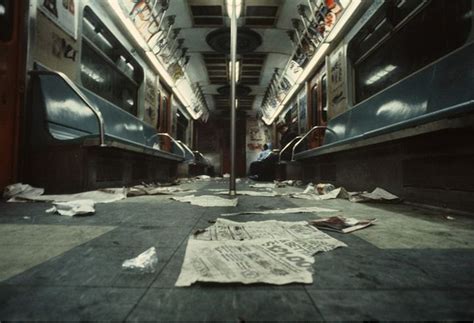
[1,0,472,212]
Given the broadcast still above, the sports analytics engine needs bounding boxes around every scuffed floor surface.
[1,179,473,321]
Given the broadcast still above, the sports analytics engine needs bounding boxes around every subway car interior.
[1,0,474,320]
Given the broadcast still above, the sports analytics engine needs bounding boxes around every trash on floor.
[215,190,280,197]
[290,187,349,201]
[350,187,400,203]
[45,199,96,216]
[223,173,230,178]
[122,246,158,273]
[171,195,238,207]
[221,206,337,217]
[3,183,44,202]
[195,175,212,181]
[127,185,196,197]
[195,218,347,254]
[249,183,275,189]
[175,219,346,287]
[5,184,127,204]
[290,184,399,203]
[316,183,336,195]
[309,216,377,233]
[175,239,314,286]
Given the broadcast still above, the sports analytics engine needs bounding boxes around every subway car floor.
[0,179,473,321]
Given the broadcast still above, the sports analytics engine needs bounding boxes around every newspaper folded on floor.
[3,183,44,201]
[290,186,399,203]
[290,187,349,201]
[221,206,337,217]
[309,216,376,233]
[175,238,315,286]
[45,199,95,216]
[194,218,347,255]
[171,195,238,207]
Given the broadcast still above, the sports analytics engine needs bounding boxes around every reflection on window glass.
[0,0,14,42]
[350,0,472,103]
[80,6,143,115]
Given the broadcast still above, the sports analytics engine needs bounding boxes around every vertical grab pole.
[229,0,237,196]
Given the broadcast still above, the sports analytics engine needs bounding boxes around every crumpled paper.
[46,199,95,216]
[122,247,158,273]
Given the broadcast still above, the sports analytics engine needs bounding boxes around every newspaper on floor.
[194,218,347,255]
[290,185,399,203]
[45,199,95,216]
[175,238,315,286]
[171,195,238,207]
[290,187,349,201]
[221,206,337,217]
[127,185,196,197]
[249,183,275,189]
[309,216,376,233]
[5,183,126,204]
[350,187,400,203]
[3,183,44,201]
[176,219,346,286]
[122,247,158,273]
[214,190,280,197]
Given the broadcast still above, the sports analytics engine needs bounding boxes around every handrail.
[28,70,106,147]
[147,132,186,158]
[291,125,338,161]
[278,135,303,163]
[176,140,195,161]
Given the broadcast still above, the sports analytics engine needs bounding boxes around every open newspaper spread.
[175,219,346,286]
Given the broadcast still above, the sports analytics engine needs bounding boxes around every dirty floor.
[1,179,473,321]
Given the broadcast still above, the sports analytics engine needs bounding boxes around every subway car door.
[0,0,24,188]
[158,88,171,151]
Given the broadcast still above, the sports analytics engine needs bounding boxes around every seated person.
[249,143,278,181]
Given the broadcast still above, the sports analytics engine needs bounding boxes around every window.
[0,0,14,42]
[80,7,143,115]
[349,0,472,104]
[177,110,189,142]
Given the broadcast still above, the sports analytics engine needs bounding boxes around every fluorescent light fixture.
[325,0,362,42]
[145,51,175,87]
[228,61,241,83]
[235,99,239,109]
[226,0,242,19]
[107,0,205,120]
[0,4,5,15]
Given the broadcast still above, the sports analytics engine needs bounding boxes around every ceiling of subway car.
[164,0,307,119]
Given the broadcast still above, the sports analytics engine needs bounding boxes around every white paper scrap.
[290,187,349,201]
[46,199,95,216]
[221,206,337,217]
[175,239,314,287]
[249,183,275,188]
[171,195,238,207]
[122,247,158,273]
